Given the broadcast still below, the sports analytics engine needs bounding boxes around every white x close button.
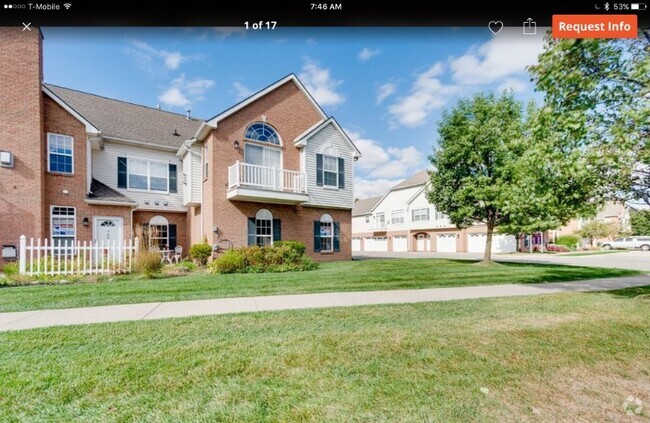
[22,22,31,31]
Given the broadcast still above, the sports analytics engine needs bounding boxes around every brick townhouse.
[0,28,361,266]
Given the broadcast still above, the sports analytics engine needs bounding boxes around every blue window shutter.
[313,221,321,252]
[316,154,323,186]
[248,218,256,246]
[169,164,177,193]
[334,222,340,252]
[338,158,345,189]
[273,219,281,242]
[168,224,177,250]
[117,157,127,188]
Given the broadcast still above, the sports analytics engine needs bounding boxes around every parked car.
[602,237,650,251]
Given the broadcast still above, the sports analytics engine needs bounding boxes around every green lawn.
[561,250,629,256]
[0,259,639,312]
[0,287,648,422]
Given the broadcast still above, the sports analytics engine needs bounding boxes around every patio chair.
[172,246,183,264]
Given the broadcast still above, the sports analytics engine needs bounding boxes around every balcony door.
[244,144,282,188]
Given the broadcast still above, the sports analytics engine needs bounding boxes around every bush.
[273,240,306,255]
[2,262,19,278]
[555,235,580,249]
[208,243,318,274]
[190,242,213,266]
[547,244,569,252]
[134,250,163,278]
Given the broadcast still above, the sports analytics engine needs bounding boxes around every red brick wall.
[201,80,351,261]
[0,28,44,266]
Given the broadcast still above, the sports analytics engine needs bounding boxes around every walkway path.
[1,275,647,332]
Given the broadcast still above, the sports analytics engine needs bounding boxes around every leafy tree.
[631,210,650,235]
[576,221,618,246]
[528,34,650,204]
[427,92,528,263]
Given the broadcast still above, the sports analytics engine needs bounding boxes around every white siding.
[409,190,453,229]
[92,140,185,211]
[352,215,373,233]
[181,145,202,206]
[303,122,355,209]
[182,152,192,205]
[370,186,420,231]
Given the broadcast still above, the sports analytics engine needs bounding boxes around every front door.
[417,234,426,251]
[94,217,123,260]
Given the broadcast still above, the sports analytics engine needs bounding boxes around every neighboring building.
[351,171,517,253]
[0,29,361,266]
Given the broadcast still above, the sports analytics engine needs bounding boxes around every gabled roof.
[44,84,204,149]
[390,170,430,190]
[294,117,362,158]
[87,179,136,205]
[352,196,382,216]
[204,74,327,129]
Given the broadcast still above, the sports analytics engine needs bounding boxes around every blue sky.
[42,27,545,198]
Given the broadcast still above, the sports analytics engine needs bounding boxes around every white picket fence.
[19,235,140,276]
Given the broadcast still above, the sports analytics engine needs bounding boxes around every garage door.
[365,237,388,252]
[468,234,517,253]
[437,234,457,252]
[352,237,361,251]
[392,236,408,252]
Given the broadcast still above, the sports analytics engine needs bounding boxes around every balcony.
[227,161,309,204]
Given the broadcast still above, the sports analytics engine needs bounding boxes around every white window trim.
[322,154,339,188]
[47,133,74,175]
[255,209,274,247]
[320,213,334,252]
[50,205,76,246]
[244,142,283,169]
[391,209,405,225]
[126,156,170,194]
[244,122,283,146]
[203,145,209,181]
[412,207,430,222]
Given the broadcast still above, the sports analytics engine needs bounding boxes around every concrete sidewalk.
[1,275,648,332]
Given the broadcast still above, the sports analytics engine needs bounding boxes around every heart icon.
[488,21,503,34]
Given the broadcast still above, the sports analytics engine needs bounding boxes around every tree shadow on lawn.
[600,285,650,299]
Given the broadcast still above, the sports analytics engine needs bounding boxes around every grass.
[561,250,629,256]
[0,259,640,313]
[0,286,648,422]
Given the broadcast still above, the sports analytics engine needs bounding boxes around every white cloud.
[497,78,528,93]
[158,74,215,108]
[354,177,402,199]
[358,47,381,61]
[128,40,187,72]
[449,28,544,86]
[376,82,397,105]
[388,62,459,128]
[299,58,345,107]
[232,81,254,101]
[212,27,246,39]
[346,129,425,180]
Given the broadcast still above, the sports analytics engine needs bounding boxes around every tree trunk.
[483,223,494,263]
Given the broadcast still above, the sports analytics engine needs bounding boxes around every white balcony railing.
[228,161,306,193]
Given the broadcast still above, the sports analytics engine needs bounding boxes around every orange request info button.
[553,15,637,38]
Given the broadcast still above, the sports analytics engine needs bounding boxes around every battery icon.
[632,3,647,9]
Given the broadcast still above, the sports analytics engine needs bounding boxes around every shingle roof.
[87,179,136,204]
[44,84,204,149]
[390,170,430,190]
[352,196,382,216]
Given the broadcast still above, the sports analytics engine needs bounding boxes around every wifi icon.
[63,3,71,9]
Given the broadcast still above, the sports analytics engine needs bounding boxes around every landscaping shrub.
[134,250,163,278]
[2,262,19,278]
[547,244,569,252]
[190,242,213,266]
[273,240,306,255]
[555,235,580,249]
[208,243,318,274]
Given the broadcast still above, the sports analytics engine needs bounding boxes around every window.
[244,122,281,145]
[149,215,169,249]
[365,215,370,223]
[245,143,281,168]
[412,207,430,222]
[319,213,334,252]
[51,206,75,252]
[435,210,445,220]
[128,159,169,192]
[323,155,338,187]
[48,133,73,174]
[255,209,273,247]
[203,145,208,180]
[391,209,405,224]
[376,212,386,229]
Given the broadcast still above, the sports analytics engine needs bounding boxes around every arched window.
[255,209,273,247]
[149,215,169,249]
[244,122,281,145]
[319,213,334,252]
